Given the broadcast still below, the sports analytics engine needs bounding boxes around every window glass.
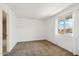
[58,13,72,34]
[65,15,72,33]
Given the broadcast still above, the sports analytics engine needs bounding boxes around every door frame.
[2,10,9,56]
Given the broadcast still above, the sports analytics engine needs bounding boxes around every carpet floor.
[8,40,73,56]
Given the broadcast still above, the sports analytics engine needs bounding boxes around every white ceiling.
[6,3,72,19]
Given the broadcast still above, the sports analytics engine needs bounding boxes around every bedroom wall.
[16,18,47,42]
[46,4,79,55]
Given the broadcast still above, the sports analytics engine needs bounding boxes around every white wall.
[74,9,79,55]
[0,4,17,55]
[0,8,2,56]
[46,4,79,55]
[16,18,47,42]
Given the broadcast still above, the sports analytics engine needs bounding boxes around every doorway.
[2,11,7,56]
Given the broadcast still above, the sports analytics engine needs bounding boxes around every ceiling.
[6,3,72,19]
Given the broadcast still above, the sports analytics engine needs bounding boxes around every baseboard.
[9,39,47,52]
[18,39,47,43]
[8,42,17,52]
[0,48,2,56]
[46,39,74,55]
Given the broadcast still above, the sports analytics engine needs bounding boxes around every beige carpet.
[8,40,73,56]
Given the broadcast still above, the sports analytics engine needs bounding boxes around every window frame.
[57,12,73,34]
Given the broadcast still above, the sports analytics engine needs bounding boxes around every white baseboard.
[0,48,2,56]
[47,39,74,54]
[8,39,47,52]
[8,42,17,52]
[18,39,46,42]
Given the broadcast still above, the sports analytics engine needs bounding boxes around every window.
[58,20,65,34]
[58,13,73,34]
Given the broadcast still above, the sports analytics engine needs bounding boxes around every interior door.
[2,11,7,56]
